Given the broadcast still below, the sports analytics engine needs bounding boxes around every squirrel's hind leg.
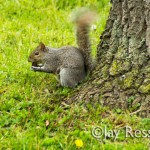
[59,67,85,88]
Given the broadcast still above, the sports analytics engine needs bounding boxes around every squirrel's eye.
[35,52,39,55]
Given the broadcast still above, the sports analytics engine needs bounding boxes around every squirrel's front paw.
[31,66,40,71]
[30,66,34,71]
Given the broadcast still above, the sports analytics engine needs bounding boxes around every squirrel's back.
[57,46,85,68]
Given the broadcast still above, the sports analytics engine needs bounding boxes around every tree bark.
[67,0,150,117]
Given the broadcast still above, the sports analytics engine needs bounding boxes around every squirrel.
[28,9,96,88]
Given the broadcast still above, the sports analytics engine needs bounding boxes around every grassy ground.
[0,0,149,149]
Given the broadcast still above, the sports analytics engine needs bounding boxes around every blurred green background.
[0,0,149,149]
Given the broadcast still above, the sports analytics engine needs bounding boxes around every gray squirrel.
[28,9,96,88]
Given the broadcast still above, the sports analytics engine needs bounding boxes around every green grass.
[0,0,149,149]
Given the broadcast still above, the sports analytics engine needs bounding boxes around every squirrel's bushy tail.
[72,8,96,73]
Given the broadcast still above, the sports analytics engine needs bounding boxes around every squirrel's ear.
[39,42,45,51]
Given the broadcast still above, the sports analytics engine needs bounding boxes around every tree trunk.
[67,0,150,117]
